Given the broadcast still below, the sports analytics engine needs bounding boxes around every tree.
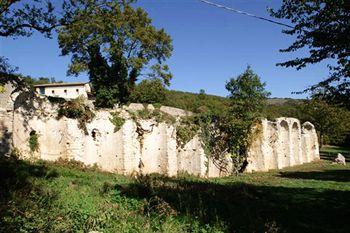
[270,1,350,100]
[130,78,167,104]
[0,0,58,87]
[224,66,270,173]
[58,0,173,107]
[298,99,350,148]
[226,66,270,119]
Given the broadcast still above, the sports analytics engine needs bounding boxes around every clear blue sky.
[0,0,331,98]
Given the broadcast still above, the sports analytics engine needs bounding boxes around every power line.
[198,0,294,29]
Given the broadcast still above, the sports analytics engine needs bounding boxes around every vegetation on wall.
[0,84,5,93]
[57,97,95,135]
[127,107,176,125]
[109,112,125,132]
[176,116,201,148]
[29,131,39,152]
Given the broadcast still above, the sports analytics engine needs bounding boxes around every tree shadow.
[117,175,350,233]
[320,151,350,162]
[0,122,12,155]
[279,169,350,182]
[0,149,58,231]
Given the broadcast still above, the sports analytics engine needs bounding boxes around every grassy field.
[0,152,349,233]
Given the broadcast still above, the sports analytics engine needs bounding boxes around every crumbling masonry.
[0,89,319,177]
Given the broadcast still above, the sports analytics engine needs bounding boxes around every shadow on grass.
[320,151,350,162]
[0,155,58,231]
[279,169,350,182]
[118,174,350,233]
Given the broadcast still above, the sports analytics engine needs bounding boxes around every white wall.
[36,85,88,99]
[0,95,320,177]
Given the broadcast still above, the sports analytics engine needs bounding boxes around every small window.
[39,87,45,95]
[51,90,55,94]
[64,90,67,94]
[76,89,79,93]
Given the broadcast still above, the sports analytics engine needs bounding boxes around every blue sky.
[1,0,331,98]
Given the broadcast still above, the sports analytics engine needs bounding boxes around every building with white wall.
[35,82,91,99]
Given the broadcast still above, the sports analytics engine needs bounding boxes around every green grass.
[320,145,350,162]
[1,155,349,233]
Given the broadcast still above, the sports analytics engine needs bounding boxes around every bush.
[109,112,125,132]
[0,84,5,93]
[57,97,95,134]
[29,131,39,152]
[130,78,167,104]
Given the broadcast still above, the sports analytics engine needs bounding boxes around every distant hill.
[163,90,303,119]
[267,98,303,106]
[163,90,230,115]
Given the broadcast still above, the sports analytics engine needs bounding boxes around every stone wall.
[8,100,217,176]
[0,91,320,177]
[245,118,319,172]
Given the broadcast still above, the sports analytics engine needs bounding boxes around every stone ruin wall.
[246,118,320,172]
[0,91,320,177]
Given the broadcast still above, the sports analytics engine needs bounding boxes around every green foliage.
[57,97,95,134]
[0,84,5,93]
[29,131,39,152]
[0,0,57,38]
[0,1,58,88]
[130,108,176,125]
[109,112,125,132]
[2,156,348,232]
[270,1,350,98]
[264,98,301,120]
[176,116,201,148]
[163,90,230,115]
[58,0,173,107]
[298,99,350,147]
[226,66,270,118]
[130,78,167,104]
[224,66,270,172]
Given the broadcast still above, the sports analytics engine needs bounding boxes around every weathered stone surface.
[334,153,346,165]
[246,118,320,172]
[0,90,320,177]
[124,103,145,112]
[159,106,192,117]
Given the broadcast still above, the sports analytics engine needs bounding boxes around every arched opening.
[291,122,300,165]
[279,120,290,168]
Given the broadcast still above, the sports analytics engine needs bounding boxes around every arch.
[291,121,301,165]
[278,120,290,168]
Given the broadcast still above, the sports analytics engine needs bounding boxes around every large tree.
[225,66,270,173]
[298,99,350,147]
[58,0,173,107]
[0,0,58,88]
[270,0,350,102]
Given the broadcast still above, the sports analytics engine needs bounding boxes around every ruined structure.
[246,118,319,172]
[0,88,320,177]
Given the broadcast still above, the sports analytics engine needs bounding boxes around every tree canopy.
[0,0,58,87]
[298,99,350,147]
[270,0,350,98]
[58,0,173,107]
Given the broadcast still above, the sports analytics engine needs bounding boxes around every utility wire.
[198,0,294,29]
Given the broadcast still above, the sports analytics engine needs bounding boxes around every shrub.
[130,78,167,104]
[109,112,125,132]
[0,84,5,93]
[57,97,95,134]
[29,131,39,152]
[176,116,201,148]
